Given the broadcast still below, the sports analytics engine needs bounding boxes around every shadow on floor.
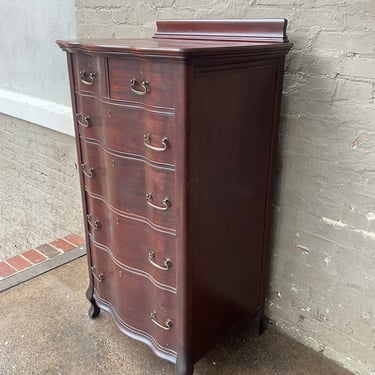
[0,257,353,375]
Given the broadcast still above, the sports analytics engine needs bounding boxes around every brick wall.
[74,1,375,374]
[0,114,84,260]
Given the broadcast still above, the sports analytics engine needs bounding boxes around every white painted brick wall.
[0,114,84,260]
[74,1,375,374]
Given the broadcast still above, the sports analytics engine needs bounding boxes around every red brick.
[36,243,61,258]
[0,262,16,278]
[64,233,85,247]
[49,238,75,252]
[22,249,47,264]
[6,255,32,271]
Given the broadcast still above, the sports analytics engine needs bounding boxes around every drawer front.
[85,194,176,289]
[108,57,176,108]
[80,138,176,230]
[75,94,176,166]
[91,244,177,355]
[72,53,107,96]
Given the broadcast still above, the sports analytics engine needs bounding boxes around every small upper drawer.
[72,53,107,96]
[108,57,176,109]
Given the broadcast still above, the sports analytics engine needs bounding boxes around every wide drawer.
[91,244,177,356]
[80,138,176,230]
[75,94,176,166]
[72,53,107,96]
[107,57,177,109]
[85,194,176,290]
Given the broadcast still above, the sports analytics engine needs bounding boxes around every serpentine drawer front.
[107,57,177,108]
[75,94,176,166]
[80,137,176,229]
[85,195,176,289]
[90,244,177,357]
[57,18,292,375]
[71,53,107,96]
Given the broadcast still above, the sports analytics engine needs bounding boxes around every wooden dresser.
[57,19,291,375]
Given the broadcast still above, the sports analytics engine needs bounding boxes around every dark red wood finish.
[154,18,289,42]
[91,244,177,358]
[75,94,176,166]
[189,60,279,361]
[80,138,176,229]
[71,54,107,97]
[57,19,292,375]
[107,57,179,109]
[85,194,176,289]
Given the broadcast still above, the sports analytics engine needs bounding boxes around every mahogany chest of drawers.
[57,19,291,375]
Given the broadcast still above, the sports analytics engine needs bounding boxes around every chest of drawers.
[57,19,291,375]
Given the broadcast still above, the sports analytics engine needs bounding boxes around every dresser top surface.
[57,38,291,56]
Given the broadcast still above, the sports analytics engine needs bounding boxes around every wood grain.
[85,194,176,290]
[80,138,176,230]
[75,93,176,166]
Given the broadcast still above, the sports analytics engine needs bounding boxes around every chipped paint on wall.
[322,217,375,240]
[297,244,310,254]
[321,217,347,229]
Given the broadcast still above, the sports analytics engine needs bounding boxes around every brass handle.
[130,78,150,96]
[87,214,100,230]
[146,193,171,211]
[76,113,91,128]
[80,71,96,86]
[150,311,172,331]
[148,252,172,271]
[81,163,95,178]
[144,134,168,152]
[91,265,105,282]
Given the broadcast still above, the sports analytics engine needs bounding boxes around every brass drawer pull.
[87,214,100,230]
[150,311,172,331]
[130,78,150,96]
[146,193,171,211]
[144,134,168,152]
[76,113,91,128]
[91,265,105,282]
[81,163,95,178]
[80,71,96,86]
[148,251,172,271]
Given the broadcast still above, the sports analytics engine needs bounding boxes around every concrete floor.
[0,257,353,375]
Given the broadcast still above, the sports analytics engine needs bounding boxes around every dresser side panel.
[189,59,280,360]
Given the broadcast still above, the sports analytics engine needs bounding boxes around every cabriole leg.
[86,285,100,318]
[250,311,264,336]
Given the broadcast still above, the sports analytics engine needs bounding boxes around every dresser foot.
[86,287,100,318]
[88,301,100,318]
[176,356,193,375]
[250,311,264,336]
